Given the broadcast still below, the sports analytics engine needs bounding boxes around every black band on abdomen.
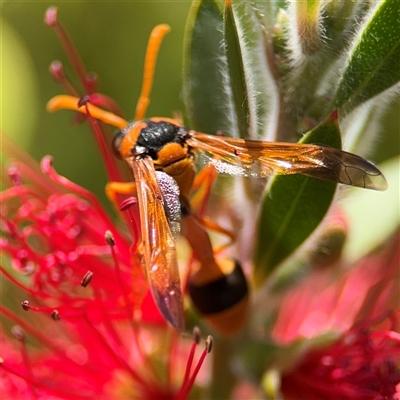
[188,260,248,315]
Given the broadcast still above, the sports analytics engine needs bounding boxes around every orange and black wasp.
[48,25,387,335]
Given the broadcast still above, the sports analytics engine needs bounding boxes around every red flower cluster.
[1,144,211,399]
[274,223,400,399]
[281,317,400,399]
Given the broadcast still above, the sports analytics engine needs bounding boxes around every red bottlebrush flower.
[271,224,400,345]
[272,227,400,399]
[0,143,211,399]
[1,9,213,398]
[280,316,400,399]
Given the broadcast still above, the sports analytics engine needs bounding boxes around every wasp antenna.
[134,24,171,121]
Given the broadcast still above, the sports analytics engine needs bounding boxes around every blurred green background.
[1,1,192,206]
[1,0,399,210]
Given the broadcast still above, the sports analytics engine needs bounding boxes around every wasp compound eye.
[112,129,126,159]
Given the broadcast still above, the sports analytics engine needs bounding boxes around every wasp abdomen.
[188,258,249,335]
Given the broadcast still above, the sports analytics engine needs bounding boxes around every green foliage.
[183,0,399,286]
[184,0,280,140]
[253,116,340,284]
[183,1,228,135]
[335,0,400,113]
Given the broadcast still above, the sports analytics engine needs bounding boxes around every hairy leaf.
[253,115,340,286]
[335,0,400,112]
[183,0,232,135]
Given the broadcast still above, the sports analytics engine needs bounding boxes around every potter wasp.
[48,25,387,335]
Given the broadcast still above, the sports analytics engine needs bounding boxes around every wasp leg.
[105,181,140,243]
[105,181,137,211]
[189,163,236,252]
[190,163,218,216]
[191,214,236,254]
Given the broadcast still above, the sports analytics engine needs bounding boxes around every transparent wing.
[131,157,184,331]
[187,133,387,191]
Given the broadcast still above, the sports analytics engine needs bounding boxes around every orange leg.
[189,163,236,251]
[190,163,218,216]
[191,214,236,254]
[105,181,137,212]
[105,181,141,247]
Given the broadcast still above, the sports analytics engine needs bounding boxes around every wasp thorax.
[137,120,185,153]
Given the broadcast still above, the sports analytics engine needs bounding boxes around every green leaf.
[183,0,279,140]
[252,0,278,31]
[342,155,400,263]
[183,0,233,135]
[224,1,249,138]
[228,1,280,140]
[335,0,400,112]
[294,0,324,55]
[253,115,340,286]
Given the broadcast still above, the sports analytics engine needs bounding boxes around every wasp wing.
[131,157,184,331]
[187,133,387,191]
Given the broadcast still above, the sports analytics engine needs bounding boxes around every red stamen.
[181,328,201,389]
[7,166,22,186]
[39,156,130,249]
[117,197,140,250]
[6,166,33,209]
[106,241,143,319]
[11,325,37,399]
[49,60,80,97]
[81,270,93,287]
[82,101,124,183]
[119,197,138,211]
[88,93,124,117]
[21,301,61,317]
[0,300,152,398]
[2,137,58,196]
[44,7,93,94]
[84,72,99,95]
[51,310,61,321]
[175,332,213,400]
[79,313,151,392]
[105,231,134,322]
[0,186,38,205]
[11,325,26,342]
[1,305,67,356]
[0,360,95,400]
[0,266,50,302]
